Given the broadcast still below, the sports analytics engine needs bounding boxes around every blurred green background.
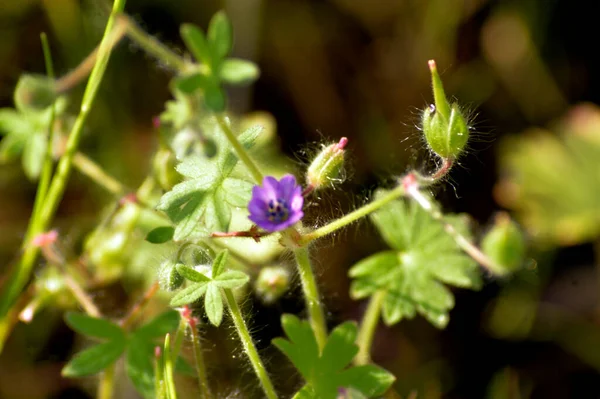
[1,0,600,398]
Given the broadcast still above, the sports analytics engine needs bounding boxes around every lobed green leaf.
[62,340,126,377]
[65,312,125,341]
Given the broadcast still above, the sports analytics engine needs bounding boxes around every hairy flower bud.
[158,260,185,291]
[306,137,347,190]
[255,266,291,304]
[421,60,469,159]
[14,74,58,112]
[482,213,526,276]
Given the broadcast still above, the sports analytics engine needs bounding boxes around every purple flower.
[248,175,304,232]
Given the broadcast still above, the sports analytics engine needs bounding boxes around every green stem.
[73,152,126,195]
[164,334,177,399]
[189,320,212,399]
[118,14,187,72]
[33,33,57,215]
[215,115,263,184]
[293,247,327,350]
[97,363,116,399]
[301,185,405,245]
[355,290,385,365]
[223,288,278,399]
[0,0,127,320]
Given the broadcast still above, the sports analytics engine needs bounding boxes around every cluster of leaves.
[0,93,67,180]
[156,124,259,241]
[349,191,482,328]
[169,250,249,326]
[274,315,395,398]
[175,11,259,112]
[62,310,189,399]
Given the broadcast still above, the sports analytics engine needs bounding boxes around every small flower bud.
[255,266,291,304]
[482,213,526,276]
[421,60,469,159]
[14,74,58,112]
[306,137,348,190]
[158,260,185,291]
[153,147,181,191]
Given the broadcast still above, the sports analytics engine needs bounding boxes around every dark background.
[1,0,599,398]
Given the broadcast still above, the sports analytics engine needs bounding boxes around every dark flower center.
[266,198,290,223]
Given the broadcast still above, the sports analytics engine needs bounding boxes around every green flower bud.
[422,60,469,159]
[306,137,347,190]
[482,213,526,276]
[254,266,291,304]
[14,74,58,112]
[158,260,185,291]
[153,147,181,191]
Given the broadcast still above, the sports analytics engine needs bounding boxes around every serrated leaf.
[145,226,174,244]
[181,24,212,66]
[65,312,125,341]
[214,270,249,289]
[62,340,126,377]
[207,11,232,62]
[170,282,209,307]
[219,59,259,85]
[204,283,223,326]
[222,177,253,206]
[126,339,155,399]
[274,315,395,399]
[176,264,211,283]
[133,310,180,340]
[211,250,229,278]
[349,194,481,328]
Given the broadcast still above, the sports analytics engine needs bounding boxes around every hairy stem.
[223,288,278,399]
[301,185,405,245]
[215,115,264,184]
[405,181,498,273]
[97,363,116,399]
[189,319,212,399]
[355,290,385,365]
[294,247,327,350]
[0,0,127,321]
[118,14,187,72]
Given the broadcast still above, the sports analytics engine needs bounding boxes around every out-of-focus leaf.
[180,24,212,66]
[207,11,232,62]
[219,59,259,85]
[65,312,125,341]
[496,104,600,246]
[133,310,180,340]
[62,340,126,377]
[126,340,155,399]
[145,226,174,244]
